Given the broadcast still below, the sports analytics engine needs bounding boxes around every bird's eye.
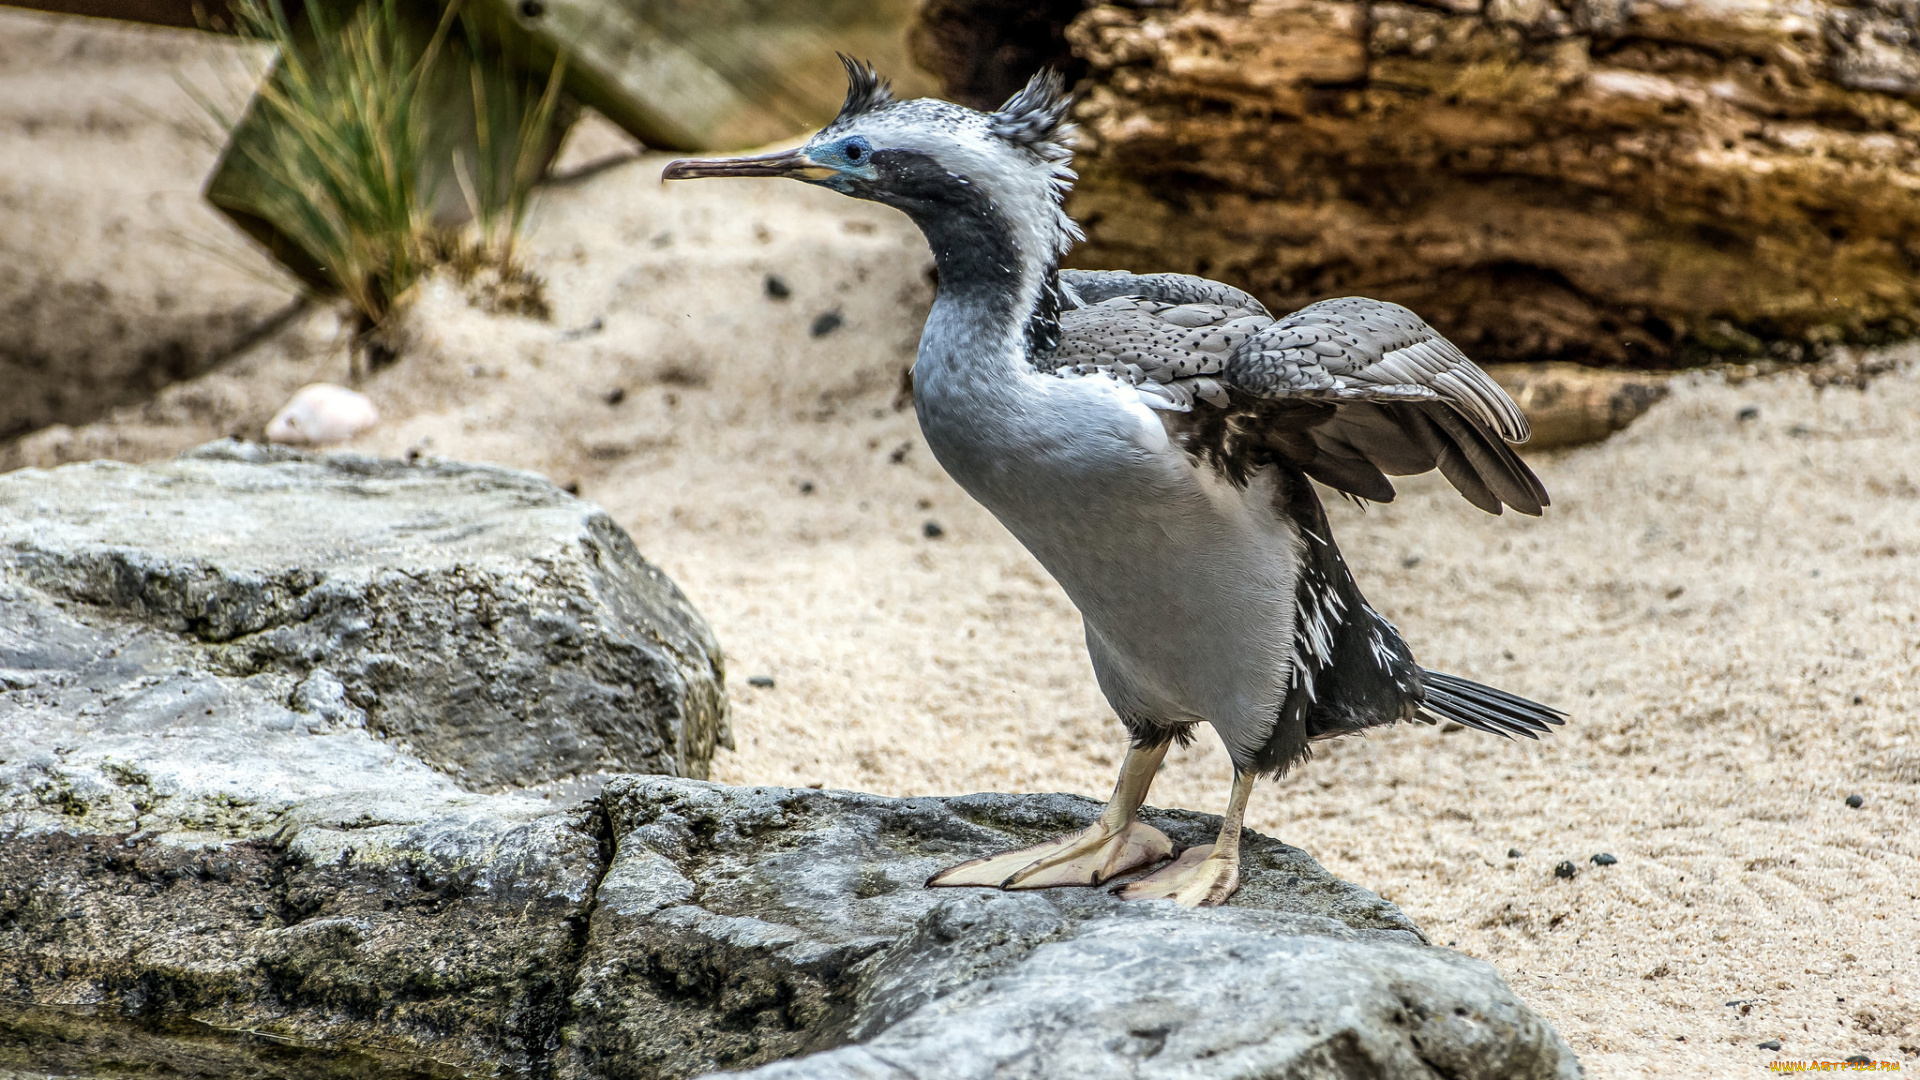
[843,137,870,163]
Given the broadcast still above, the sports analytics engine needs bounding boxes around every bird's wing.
[1227,296,1546,515]
[1229,296,1528,442]
[1058,269,1270,317]
[1048,295,1273,412]
[1052,289,1547,516]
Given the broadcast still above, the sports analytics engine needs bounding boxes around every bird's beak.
[662,147,836,182]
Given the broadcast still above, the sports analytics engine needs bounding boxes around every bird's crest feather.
[834,55,894,124]
[991,69,1074,163]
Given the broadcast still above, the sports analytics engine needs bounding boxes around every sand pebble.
[1554,860,1577,879]
[1508,848,1523,858]
[1846,793,1865,808]
[265,384,379,445]
[923,520,945,539]
[1591,852,1618,865]
[748,675,776,689]
[1758,1040,1782,1050]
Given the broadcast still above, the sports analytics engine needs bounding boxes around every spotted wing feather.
[1230,296,1527,442]
[1058,269,1269,317]
[1228,295,1548,515]
[1049,275,1547,516]
[1050,296,1268,410]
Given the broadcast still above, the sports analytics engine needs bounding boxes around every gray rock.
[0,441,735,1076]
[0,555,610,1073]
[0,795,608,1078]
[1,765,1579,1078]
[0,439,729,790]
[561,778,1581,1080]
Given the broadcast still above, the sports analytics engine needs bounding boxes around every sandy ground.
[4,13,1918,1078]
[0,8,293,440]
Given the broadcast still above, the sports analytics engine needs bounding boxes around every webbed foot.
[1113,842,1240,907]
[927,818,1174,890]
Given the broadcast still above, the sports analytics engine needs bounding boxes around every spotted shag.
[666,61,1564,907]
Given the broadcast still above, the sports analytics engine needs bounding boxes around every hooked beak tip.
[659,159,709,182]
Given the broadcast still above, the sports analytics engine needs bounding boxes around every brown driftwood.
[0,0,252,31]
[1485,362,1668,447]
[915,0,1920,367]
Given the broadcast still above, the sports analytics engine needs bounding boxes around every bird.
[665,60,1565,907]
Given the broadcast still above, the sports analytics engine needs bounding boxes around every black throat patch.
[864,147,1060,360]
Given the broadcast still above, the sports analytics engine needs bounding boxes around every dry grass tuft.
[202,0,564,355]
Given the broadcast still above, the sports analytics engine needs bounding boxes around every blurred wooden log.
[458,0,931,151]
[1486,362,1669,449]
[915,0,1920,368]
[2,0,931,151]
[909,0,1086,111]
[13,0,929,298]
[0,0,252,31]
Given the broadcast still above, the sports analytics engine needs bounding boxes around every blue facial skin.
[807,136,878,191]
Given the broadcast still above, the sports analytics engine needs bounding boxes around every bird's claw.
[927,819,1174,890]
[1112,843,1240,907]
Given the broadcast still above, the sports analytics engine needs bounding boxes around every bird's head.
[664,59,1083,272]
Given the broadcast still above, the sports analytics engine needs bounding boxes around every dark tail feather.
[1417,669,1566,740]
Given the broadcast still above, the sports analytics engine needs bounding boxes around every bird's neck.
[898,192,1064,372]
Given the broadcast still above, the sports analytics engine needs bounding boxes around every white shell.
[266,383,380,446]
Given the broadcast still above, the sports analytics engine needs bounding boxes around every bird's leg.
[1114,769,1252,907]
[926,741,1174,890]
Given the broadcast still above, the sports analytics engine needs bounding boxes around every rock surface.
[915,0,1920,368]
[0,789,608,1078]
[0,774,1583,1078]
[0,440,729,791]
[0,441,729,1076]
[563,778,1581,1080]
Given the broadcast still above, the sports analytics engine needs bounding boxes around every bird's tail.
[1417,669,1566,739]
